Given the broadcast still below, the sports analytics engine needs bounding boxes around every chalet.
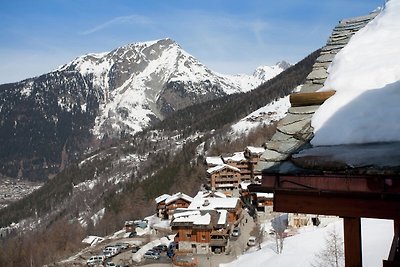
[171,209,229,254]
[155,192,193,219]
[287,213,333,228]
[244,146,265,179]
[155,193,171,219]
[222,152,252,182]
[248,10,400,267]
[207,164,241,191]
[238,182,253,207]
[254,192,273,212]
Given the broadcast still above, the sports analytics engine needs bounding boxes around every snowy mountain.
[56,38,289,137]
[0,38,289,181]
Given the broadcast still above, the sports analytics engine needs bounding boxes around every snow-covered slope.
[57,38,289,137]
[230,95,291,135]
[222,218,392,267]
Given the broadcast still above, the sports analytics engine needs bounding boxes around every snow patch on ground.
[222,218,393,267]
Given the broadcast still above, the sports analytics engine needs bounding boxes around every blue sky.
[0,0,384,84]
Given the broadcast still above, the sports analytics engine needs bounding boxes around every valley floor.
[0,178,42,209]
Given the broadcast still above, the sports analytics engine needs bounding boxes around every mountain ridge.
[0,38,289,181]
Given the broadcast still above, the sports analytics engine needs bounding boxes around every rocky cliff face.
[0,38,289,181]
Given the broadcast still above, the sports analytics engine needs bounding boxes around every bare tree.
[312,227,344,267]
[274,232,284,254]
[271,213,288,254]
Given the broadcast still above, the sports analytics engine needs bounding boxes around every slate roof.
[255,12,383,175]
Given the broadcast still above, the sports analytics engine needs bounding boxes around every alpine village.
[0,1,399,267]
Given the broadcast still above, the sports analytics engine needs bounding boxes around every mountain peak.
[276,60,291,70]
[253,61,291,81]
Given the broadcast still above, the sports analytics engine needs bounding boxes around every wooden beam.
[383,219,400,267]
[289,90,336,107]
[343,217,362,267]
[261,174,389,194]
[273,191,400,219]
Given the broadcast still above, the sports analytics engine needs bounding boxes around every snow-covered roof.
[202,191,227,199]
[172,210,227,226]
[155,193,171,204]
[165,192,193,205]
[207,164,240,174]
[173,210,201,219]
[312,1,400,146]
[246,146,266,155]
[194,213,211,225]
[222,152,247,162]
[82,235,104,246]
[188,195,240,210]
[256,9,385,175]
[206,156,224,166]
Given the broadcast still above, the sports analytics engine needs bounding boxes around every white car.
[144,251,160,260]
[247,236,257,246]
[103,246,121,257]
[86,255,105,266]
[232,227,241,237]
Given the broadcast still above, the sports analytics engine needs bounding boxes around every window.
[201,233,206,241]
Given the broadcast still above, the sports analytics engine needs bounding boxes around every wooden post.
[343,217,362,267]
[394,219,400,236]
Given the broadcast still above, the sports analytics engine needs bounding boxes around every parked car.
[86,255,105,266]
[105,262,117,267]
[144,251,160,260]
[232,227,241,237]
[167,248,175,258]
[103,246,121,256]
[128,231,137,238]
[115,242,129,250]
[153,244,167,253]
[168,241,177,250]
[131,246,140,253]
[247,236,257,246]
[167,242,177,258]
[103,251,113,258]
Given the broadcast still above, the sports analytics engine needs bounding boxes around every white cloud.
[80,14,152,35]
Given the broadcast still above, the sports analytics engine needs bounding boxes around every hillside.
[0,48,318,266]
[156,49,320,135]
[0,48,318,227]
